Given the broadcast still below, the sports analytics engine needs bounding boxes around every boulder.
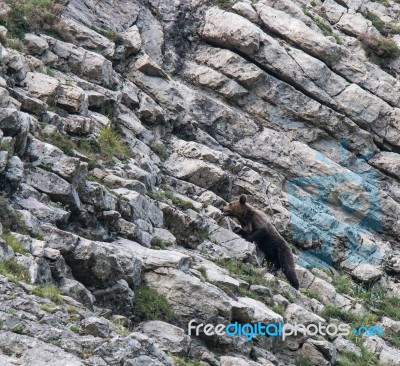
[351,264,383,283]
[65,238,142,288]
[24,72,60,104]
[25,167,73,203]
[81,316,111,338]
[202,7,262,54]
[57,84,88,114]
[138,321,191,355]
[113,188,163,227]
[121,25,142,56]
[23,34,48,55]
[145,267,232,323]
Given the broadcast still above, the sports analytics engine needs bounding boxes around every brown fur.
[221,194,299,290]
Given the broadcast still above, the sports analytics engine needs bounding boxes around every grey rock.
[23,34,48,55]
[351,264,383,283]
[59,278,94,309]
[121,25,142,56]
[24,71,60,103]
[93,279,135,315]
[138,320,191,355]
[25,167,72,203]
[0,333,85,366]
[40,224,79,254]
[0,239,14,260]
[113,188,163,227]
[57,84,88,114]
[81,316,111,338]
[65,238,142,288]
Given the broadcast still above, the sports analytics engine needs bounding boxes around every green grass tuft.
[302,289,321,301]
[322,304,378,329]
[365,10,400,36]
[360,34,400,64]
[150,236,167,249]
[40,304,57,312]
[215,258,265,286]
[150,143,169,161]
[169,354,203,366]
[304,10,333,36]
[2,232,27,254]
[0,0,63,40]
[295,357,315,366]
[41,126,130,168]
[212,0,238,9]
[11,325,25,334]
[133,285,175,323]
[97,125,130,163]
[337,346,383,366]
[0,259,30,283]
[147,188,195,211]
[32,284,63,304]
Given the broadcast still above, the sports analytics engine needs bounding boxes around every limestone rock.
[138,321,191,355]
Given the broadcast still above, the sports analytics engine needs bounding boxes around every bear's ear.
[239,194,247,205]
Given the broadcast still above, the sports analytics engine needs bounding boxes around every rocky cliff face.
[1,0,400,365]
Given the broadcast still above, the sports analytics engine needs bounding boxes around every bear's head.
[221,194,247,219]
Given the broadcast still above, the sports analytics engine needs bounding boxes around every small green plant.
[11,325,25,334]
[0,196,30,235]
[337,347,383,366]
[322,304,378,329]
[371,0,389,6]
[333,34,343,45]
[91,27,124,44]
[70,325,79,333]
[0,140,14,156]
[67,305,77,313]
[97,125,130,164]
[295,357,314,366]
[147,188,195,211]
[2,232,27,254]
[215,258,264,286]
[150,236,167,249]
[45,67,55,77]
[271,304,286,316]
[6,38,27,52]
[113,319,130,336]
[0,0,63,39]
[360,34,400,64]
[163,189,195,210]
[150,143,169,161]
[332,274,353,294]
[132,285,175,323]
[40,304,56,312]
[41,131,118,168]
[32,284,63,304]
[385,329,400,347]
[310,0,317,6]
[302,289,321,301]
[197,266,208,281]
[41,132,76,156]
[0,259,30,283]
[213,0,238,9]
[282,290,296,303]
[364,10,400,36]
[169,354,203,366]
[304,10,333,36]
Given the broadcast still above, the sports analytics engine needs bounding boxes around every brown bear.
[221,194,299,290]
